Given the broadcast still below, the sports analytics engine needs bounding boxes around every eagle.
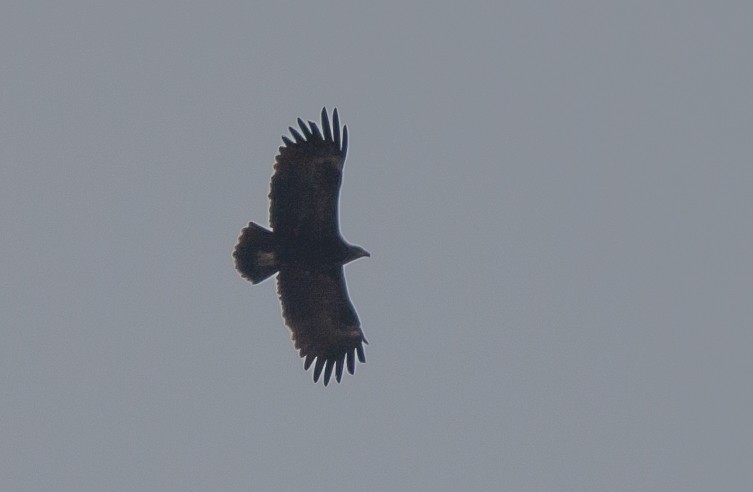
[233,108,369,386]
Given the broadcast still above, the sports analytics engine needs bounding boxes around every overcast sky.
[2,1,752,491]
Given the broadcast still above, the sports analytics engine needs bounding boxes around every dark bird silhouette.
[233,108,369,386]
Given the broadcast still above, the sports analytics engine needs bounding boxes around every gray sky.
[2,1,752,491]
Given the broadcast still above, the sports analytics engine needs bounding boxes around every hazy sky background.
[2,1,752,490]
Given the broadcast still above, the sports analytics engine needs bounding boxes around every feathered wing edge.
[279,107,348,160]
[300,338,367,387]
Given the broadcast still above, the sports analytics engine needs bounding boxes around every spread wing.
[277,266,366,386]
[270,107,348,240]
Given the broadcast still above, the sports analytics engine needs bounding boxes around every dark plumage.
[233,108,369,386]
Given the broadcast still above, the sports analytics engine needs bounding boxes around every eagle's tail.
[233,222,278,284]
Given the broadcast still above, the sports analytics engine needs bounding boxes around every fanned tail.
[233,222,278,284]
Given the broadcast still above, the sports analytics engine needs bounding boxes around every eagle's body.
[233,108,369,386]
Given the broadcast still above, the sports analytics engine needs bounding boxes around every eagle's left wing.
[269,108,348,242]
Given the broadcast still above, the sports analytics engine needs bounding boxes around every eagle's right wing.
[277,265,366,386]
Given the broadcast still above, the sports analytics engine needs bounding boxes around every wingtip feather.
[324,359,335,386]
[309,121,322,139]
[321,107,332,141]
[342,125,348,158]
[313,358,325,382]
[357,345,366,363]
[333,108,341,147]
[335,354,345,383]
[323,360,334,386]
[297,118,313,139]
[289,127,304,143]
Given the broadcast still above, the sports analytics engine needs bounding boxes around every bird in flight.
[233,108,369,386]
